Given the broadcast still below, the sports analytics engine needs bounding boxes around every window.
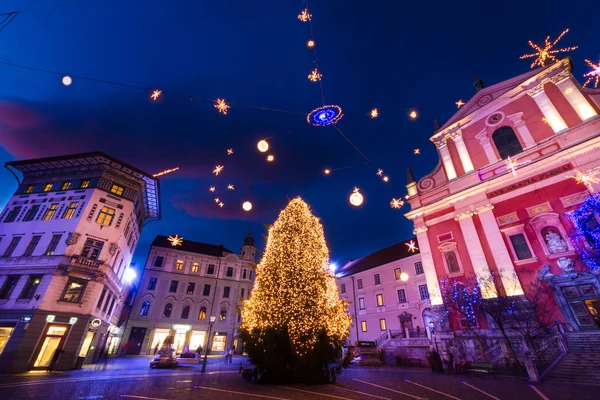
[415,261,424,274]
[95,287,107,309]
[357,279,363,289]
[492,126,523,160]
[147,277,157,290]
[376,293,384,307]
[242,269,247,279]
[358,297,365,310]
[2,236,22,257]
[223,286,231,298]
[43,204,58,221]
[509,234,533,260]
[219,308,227,321]
[341,283,346,294]
[80,180,90,189]
[24,185,35,194]
[61,278,87,303]
[153,256,164,267]
[374,274,381,285]
[380,319,387,331]
[207,264,215,275]
[0,276,20,299]
[62,202,79,219]
[398,289,407,303]
[181,305,190,319]
[394,268,402,280]
[23,205,40,222]
[60,182,71,190]
[140,300,150,316]
[241,288,245,299]
[96,206,116,226]
[169,280,179,293]
[163,303,173,318]
[174,260,184,270]
[43,183,53,192]
[186,282,195,295]
[108,297,116,315]
[45,234,62,255]
[198,306,207,320]
[226,267,234,277]
[22,235,41,257]
[191,262,199,273]
[103,294,112,313]
[81,239,104,259]
[361,321,367,332]
[4,206,22,223]
[203,284,211,296]
[419,284,430,300]
[110,184,125,196]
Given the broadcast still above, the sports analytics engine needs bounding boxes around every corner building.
[405,59,600,360]
[0,152,160,372]
[124,234,256,355]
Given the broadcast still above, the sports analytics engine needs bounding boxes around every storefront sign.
[90,318,102,328]
[46,315,55,323]
[172,324,192,331]
[487,163,573,199]
[69,317,78,325]
[21,315,32,323]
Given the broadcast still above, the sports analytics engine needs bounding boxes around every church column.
[455,211,496,299]
[506,113,536,149]
[476,129,499,164]
[413,226,443,306]
[437,143,457,180]
[452,132,474,173]
[555,77,598,121]
[475,204,524,296]
[528,85,568,133]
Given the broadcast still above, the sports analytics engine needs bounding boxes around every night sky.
[0,0,598,269]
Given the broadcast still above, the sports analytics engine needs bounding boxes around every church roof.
[337,238,420,277]
[152,235,233,257]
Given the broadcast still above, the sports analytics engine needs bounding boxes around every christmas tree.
[240,197,351,383]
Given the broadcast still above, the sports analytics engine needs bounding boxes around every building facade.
[337,238,431,344]
[404,59,600,362]
[124,234,256,356]
[0,152,160,373]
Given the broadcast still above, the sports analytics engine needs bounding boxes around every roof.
[151,235,234,257]
[5,151,160,221]
[337,238,420,277]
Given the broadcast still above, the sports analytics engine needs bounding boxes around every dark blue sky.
[0,0,598,268]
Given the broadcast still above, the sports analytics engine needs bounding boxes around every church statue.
[545,231,568,254]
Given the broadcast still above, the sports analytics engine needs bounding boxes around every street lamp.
[428,320,439,353]
[201,315,217,373]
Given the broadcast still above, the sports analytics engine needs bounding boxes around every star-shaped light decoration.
[520,29,578,68]
[308,68,322,82]
[227,184,234,190]
[406,240,419,253]
[167,235,183,247]
[376,169,383,176]
[218,202,224,208]
[414,148,421,155]
[214,198,220,203]
[213,165,224,175]
[150,89,162,101]
[209,186,216,192]
[214,98,230,114]
[504,156,530,176]
[404,194,410,200]
[570,169,600,193]
[297,9,312,22]
[583,59,600,88]
[370,108,379,119]
[227,148,234,155]
[390,198,405,209]
[456,100,465,108]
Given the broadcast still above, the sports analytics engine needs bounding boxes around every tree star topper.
[583,59,600,88]
[520,28,578,68]
[390,198,404,209]
[168,235,183,247]
[406,240,418,252]
[297,9,312,22]
[213,165,224,175]
[214,98,230,114]
[150,89,162,101]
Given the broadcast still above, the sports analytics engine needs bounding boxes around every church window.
[492,126,523,160]
[509,234,533,260]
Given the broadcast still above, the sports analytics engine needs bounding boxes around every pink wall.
[544,82,581,128]
[446,138,465,177]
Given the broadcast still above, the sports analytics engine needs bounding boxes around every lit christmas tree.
[240,197,351,383]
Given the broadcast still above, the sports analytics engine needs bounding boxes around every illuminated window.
[81,239,104,260]
[414,262,424,275]
[492,126,523,160]
[163,303,173,318]
[181,305,190,319]
[198,306,207,320]
[110,184,125,196]
[374,274,381,285]
[43,204,58,221]
[419,284,430,300]
[4,206,21,223]
[61,278,87,303]
[96,206,116,226]
[361,321,367,332]
[191,262,199,273]
[394,268,402,280]
[358,297,365,310]
[376,293,384,307]
[44,234,62,255]
[23,205,40,222]
[43,183,53,192]
[24,185,35,194]
[379,319,387,331]
[186,282,195,295]
[219,308,227,321]
[80,180,90,189]
[62,202,79,219]
[140,300,150,316]
[22,235,41,257]
[174,260,184,270]
[60,182,71,191]
[2,236,22,258]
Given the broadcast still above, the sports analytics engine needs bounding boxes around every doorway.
[127,327,147,355]
[32,324,69,369]
[561,284,600,331]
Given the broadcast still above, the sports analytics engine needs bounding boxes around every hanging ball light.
[62,76,73,86]
[324,169,331,175]
[257,140,269,153]
[349,187,364,207]
[400,272,409,281]
[409,110,418,119]
[267,155,274,162]
[307,40,315,48]
[242,201,253,211]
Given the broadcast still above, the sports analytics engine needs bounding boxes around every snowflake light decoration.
[209,186,215,192]
[376,169,383,176]
[503,156,530,176]
[370,108,379,118]
[520,29,578,68]
[214,98,230,114]
[406,240,418,253]
[390,198,404,209]
[571,168,600,193]
[583,59,600,88]
[307,105,343,126]
[150,89,162,101]
[456,100,465,108]
[214,198,220,203]
[298,9,312,22]
[227,184,234,190]
[218,202,224,208]
[414,148,421,155]
[227,148,234,155]
[308,68,322,82]
[213,165,224,175]
[168,235,183,247]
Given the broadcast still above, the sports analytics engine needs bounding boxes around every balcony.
[69,255,105,269]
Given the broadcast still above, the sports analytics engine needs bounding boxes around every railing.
[70,255,105,269]
[533,337,567,378]
[389,329,427,339]
[375,331,390,347]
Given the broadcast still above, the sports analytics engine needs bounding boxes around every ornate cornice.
[475,204,495,214]
[413,226,428,234]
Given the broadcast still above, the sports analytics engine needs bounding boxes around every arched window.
[198,306,207,320]
[219,307,227,321]
[140,300,150,316]
[444,251,461,274]
[163,303,173,318]
[492,126,523,160]
[181,304,190,319]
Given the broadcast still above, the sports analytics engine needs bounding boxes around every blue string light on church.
[307,105,343,126]
[570,194,600,272]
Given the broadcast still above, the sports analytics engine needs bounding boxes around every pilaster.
[475,129,499,164]
[527,86,568,133]
[413,226,443,306]
[554,77,598,122]
[452,132,474,173]
[437,143,457,180]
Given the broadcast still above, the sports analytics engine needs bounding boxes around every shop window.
[163,303,173,318]
[140,301,150,316]
[61,278,87,303]
[0,326,13,356]
[181,305,190,319]
[198,306,207,320]
[219,308,227,321]
[19,275,42,299]
[492,126,523,160]
[79,331,95,358]
[33,325,68,368]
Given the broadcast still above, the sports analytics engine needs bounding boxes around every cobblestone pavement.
[0,356,597,400]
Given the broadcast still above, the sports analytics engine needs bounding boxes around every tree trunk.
[471,330,490,364]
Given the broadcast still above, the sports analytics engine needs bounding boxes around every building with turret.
[124,233,256,356]
[0,152,160,372]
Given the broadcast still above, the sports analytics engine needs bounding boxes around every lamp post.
[428,320,439,353]
[201,315,216,373]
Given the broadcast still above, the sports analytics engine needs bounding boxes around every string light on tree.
[349,187,364,207]
[242,201,253,211]
[214,98,230,114]
[62,75,72,86]
[456,100,465,108]
[406,240,419,253]
[390,198,404,209]
[267,155,274,162]
[297,9,312,22]
[227,148,234,155]
[227,184,235,190]
[307,105,343,126]
[370,108,379,119]
[409,110,418,119]
[213,165,224,175]
[257,139,269,152]
[520,28,578,68]
[209,186,215,192]
[150,89,162,101]
[153,167,180,177]
[168,235,183,247]
[414,148,421,155]
[308,68,322,82]
[583,59,600,88]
